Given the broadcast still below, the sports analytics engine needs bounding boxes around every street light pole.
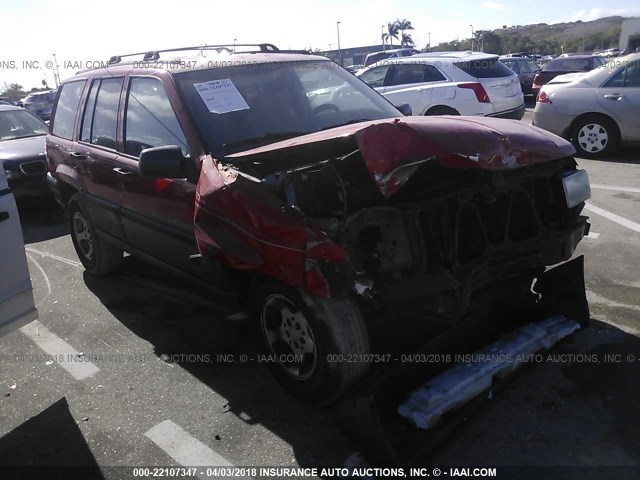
[469,25,474,51]
[233,38,237,52]
[337,21,342,66]
[381,25,385,51]
[428,32,431,50]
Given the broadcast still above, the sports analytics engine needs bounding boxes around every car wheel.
[571,115,619,159]
[68,194,123,275]
[425,106,460,116]
[251,282,371,404]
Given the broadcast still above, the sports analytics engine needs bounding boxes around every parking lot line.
[26,248,82,267]
[20,321,100,380]
[145,420,252,479]
[590,184,640,194]
[584,202,640,234]
[586,232,600,239]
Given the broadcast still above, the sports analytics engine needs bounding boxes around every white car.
[0,167,37,336]
[356,52,525,119]
[533,53,640,158]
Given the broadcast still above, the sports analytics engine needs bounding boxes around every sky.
[1,0,639,91]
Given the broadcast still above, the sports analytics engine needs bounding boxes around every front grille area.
[19,160,47,176]
[419,173,569,270]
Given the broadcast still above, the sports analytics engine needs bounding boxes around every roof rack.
[107,43,280,65]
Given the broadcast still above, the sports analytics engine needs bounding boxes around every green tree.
[395,19,415,47]
[401,33,415,47]
[0,83,26,101]
[387,21,399,47]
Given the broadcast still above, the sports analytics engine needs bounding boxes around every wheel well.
[566,112,621,141]
[59,182,78,209]
[425,105,460,116]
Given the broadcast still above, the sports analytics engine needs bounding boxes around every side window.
[358,65,389,88]
[387,64,425,86]
[91,78,123,149]
[604,68,626,88]
[51,81,86,140]
[623,61,640,87]
[505,61,520,73]
[80,79,99,143]
[423,65,447,82]
[518,61,532,74]
[124,78,190,158]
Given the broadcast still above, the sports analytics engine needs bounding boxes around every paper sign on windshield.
[194,79,249,114]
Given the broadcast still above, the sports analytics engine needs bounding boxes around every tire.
[425,106,460,116]
[251,282,371,405]
[68,194,123,275]
[571,115,619,159]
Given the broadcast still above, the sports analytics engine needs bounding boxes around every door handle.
[603,94,622,100]
[70,151,87,158]
[0,211,9,222]
[113,167,133,176]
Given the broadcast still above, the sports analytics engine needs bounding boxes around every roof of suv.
[69,44,326,79]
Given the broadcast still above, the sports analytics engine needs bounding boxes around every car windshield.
[174,60,401,157]
[545,58,595,71]
[0,110,48,141]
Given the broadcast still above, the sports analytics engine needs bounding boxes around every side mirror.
[139,146,188,179]
[395,103,412,116]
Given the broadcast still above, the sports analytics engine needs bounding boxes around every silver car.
[533,53,640,158]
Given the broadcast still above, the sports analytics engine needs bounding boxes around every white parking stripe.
[586,232,600,239]
[145,420,253,479]
[590,184,640,194]
[584,202,640,234]
[20,321,100,380]
[26,248,82,267]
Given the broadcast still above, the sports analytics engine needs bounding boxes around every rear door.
[0,168,37,336]
[115,76,200,274]
[76,77,126,240]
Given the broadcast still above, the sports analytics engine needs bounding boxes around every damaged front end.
[194,116,591,460]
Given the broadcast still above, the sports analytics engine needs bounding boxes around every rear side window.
[80,80,100,143]
[454,58,513,78]
[503,60,520,73]
[52,81,86,140]
[90,78,123,149]
[124,77,189,157]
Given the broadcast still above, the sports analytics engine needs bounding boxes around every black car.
[23,90,57,122]
[0,105,50,198]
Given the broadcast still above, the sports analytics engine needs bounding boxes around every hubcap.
[577,123,608,153]
[72,211,94,261]
[261,294,317,380]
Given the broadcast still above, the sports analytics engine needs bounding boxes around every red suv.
[47,44,591,403]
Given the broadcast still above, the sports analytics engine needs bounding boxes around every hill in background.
[433,16,625,55]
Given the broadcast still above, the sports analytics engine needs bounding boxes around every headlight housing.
[562,169,591,208]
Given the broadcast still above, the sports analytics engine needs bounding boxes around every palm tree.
[401,33,415,48]
[387,21,399,48]
[395,19,414,47]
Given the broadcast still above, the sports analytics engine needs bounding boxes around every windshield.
[0,110,48,141]
[174,60,401,157]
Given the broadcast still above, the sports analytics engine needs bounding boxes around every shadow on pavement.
[82,256,354,467]
[16,197,68,244]
[0,397,105,478]
[81,254,640,468]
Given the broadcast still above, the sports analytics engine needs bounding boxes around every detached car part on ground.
[46,48,591,453]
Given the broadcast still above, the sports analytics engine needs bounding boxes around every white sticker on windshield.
[194,79,250,114]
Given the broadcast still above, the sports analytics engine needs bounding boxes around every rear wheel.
[68,194,123,275]
[251,282,371,404]
[571,115,619,159]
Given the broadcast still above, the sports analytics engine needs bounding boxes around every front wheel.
[571,115,619,159]
[68,194,123,275]
[251,282,371,404]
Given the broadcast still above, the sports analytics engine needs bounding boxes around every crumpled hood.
[227,116,575,197]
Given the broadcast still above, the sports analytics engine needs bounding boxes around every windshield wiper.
[224,132,311,149]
